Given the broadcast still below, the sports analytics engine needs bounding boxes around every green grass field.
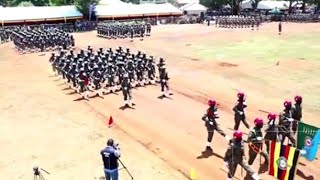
[190,32,320,111]
[194,33,320,64]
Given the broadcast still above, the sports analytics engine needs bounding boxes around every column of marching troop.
[202,92,302,180]
[49,46,172,107]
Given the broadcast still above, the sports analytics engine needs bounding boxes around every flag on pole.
[108,116,114,127]
[268,141,300,180]
[297,122,320,161]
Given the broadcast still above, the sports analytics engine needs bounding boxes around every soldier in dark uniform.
[292,95,302,134]
[104,63,117,92]
[278,21,282,35]
[202,99,230,149]
[278,101,296,146]
[122,73,134,107]
[146,57,156,84]
[264,113,278,153]
[159,65,172,97]
[224,131,261,180]
[247,118,269,167]
[76,68,90,99]
[232,92,250,130]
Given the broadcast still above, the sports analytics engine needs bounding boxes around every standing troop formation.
[49,46,171,107]
[286,13,319,23]
[97,21,151,41]
[202,92,303,180]
[215,16,262,30]
[0,28,10,44]
[10,27,74,53]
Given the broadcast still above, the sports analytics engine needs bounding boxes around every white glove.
[225,135,231,141]
[209,121,213,125]
[224,161,228,168]
[238,111,243,115]
[256,137,262,141]
[162,79,165,82]
[288,118,294,122]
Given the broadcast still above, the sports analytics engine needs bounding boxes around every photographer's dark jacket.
[101,146,121,170]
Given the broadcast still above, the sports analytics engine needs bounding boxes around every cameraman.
[100,139,121,180]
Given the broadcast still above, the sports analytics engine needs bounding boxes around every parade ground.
[1,22,320,180]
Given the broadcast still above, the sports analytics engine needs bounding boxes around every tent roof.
[257,1,299,10]
[180,3,207,11]
[96,3,182,17]
[99,0,127,5]
[241,0,253,9]
[177,0,199,4]
[0,6,83,22]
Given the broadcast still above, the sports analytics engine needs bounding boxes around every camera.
[33,166,40,175]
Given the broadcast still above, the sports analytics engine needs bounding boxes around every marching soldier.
[278,101,296,146]
[292,95,303,133]
[224,131,261,180]
[232,92,250,130]
[264,113,278,153]
[122,73,134,107]
[159,65,172,97]
[202,99,230,149]
[247,118,269,166]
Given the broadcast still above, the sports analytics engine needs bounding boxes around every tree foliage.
[74,0,100,18]
[51,0,74,6]
[18,1,34,6]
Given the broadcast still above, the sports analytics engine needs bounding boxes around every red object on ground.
[108,116,114,127]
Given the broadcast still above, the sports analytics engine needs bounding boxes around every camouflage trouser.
[122,88,132,101]
[227,160,255,178]
[279,131,296,147]
[234,117,250,130]
[207,123,226,142]
[160,79,169,92]
[248,145,269,165]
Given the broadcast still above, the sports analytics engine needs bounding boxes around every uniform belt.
[249,142,262,153]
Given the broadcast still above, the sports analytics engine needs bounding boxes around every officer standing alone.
[100,139,121,180]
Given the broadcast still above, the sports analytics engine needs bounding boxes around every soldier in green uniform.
[278,101,296,146]
[292,95,302,134]
[202,99,230,149]
[264,113,278,153]
[224,131,261,180]
[232,92,250,130]
[247,118,269,166]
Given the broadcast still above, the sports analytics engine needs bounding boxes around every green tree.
[75,0,100,18]
[18,1,34,6]
[11,0,49,6]
[50,0,74,6]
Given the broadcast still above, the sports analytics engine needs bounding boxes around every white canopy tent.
[179,3,207,15]
[96,3,182,18]
[0,5,83,23]
[241,0,254,9]
[257,1,298,10]
[99,0,127,5]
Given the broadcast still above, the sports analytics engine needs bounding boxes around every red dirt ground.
[1,23,319,180]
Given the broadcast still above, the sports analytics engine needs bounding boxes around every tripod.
[33,167,50,180]
[118,158,134,180]
[34,171,45,180]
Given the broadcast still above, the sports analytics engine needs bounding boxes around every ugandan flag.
[268,141,300,180]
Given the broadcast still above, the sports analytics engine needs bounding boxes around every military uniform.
[202,105,227,148]
[247,127,269,165]
[232,101,250,130]
[278,108,296,146]
[224,139,260,180]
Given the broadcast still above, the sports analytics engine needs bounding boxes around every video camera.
[33,166,40,175]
